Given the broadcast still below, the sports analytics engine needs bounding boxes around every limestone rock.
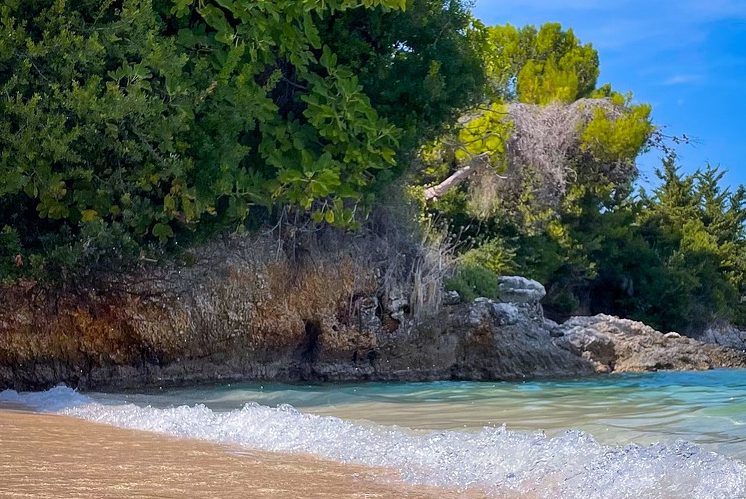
[554,314,746,373]
[1,248,744,391]
[386,287,409,322]
[497,276,546,304]
[357,297,381,332]
[699,324,746,351]
[443,290,461,306]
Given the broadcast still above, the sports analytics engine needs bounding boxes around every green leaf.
[81,209,99,222]
[199,5,232,36]
[152,223,174,241]
[324,210,335,224]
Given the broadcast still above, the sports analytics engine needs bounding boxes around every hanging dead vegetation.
[424,98,641,221]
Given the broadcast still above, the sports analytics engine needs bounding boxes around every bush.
[445,263,499,301]
[0,0,416,281]
[461,236,516,275]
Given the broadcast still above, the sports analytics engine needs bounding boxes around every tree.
[417,22,653,227]
[318,0,486,157]
[525,155,746,333]
[482,22,599,103]
[3,0,482,281]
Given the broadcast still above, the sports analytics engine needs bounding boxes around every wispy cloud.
[661,74,703,86]
[682,0,746,19]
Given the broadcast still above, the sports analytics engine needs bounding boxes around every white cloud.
[661,74,702,86]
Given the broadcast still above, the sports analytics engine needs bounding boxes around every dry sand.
[0,407,486,498]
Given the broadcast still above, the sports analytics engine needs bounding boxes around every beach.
[0,407,466,499]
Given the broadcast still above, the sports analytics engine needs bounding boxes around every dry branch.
[423,153,490,200]
[423,98,633,220]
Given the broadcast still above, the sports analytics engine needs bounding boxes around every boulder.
[554,314,746,373]
[699,324,746,351]
[497,276,546,304]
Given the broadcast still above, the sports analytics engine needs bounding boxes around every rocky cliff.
[1,234,743,391]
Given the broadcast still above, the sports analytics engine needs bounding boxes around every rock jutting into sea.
[1,233,744,391]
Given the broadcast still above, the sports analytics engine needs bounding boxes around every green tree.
[318,0,486,155]
[481,22,599,103]
[528,155,746,333]
[414,23,652,292]
[417,22,651,220]
[4,0,475,282]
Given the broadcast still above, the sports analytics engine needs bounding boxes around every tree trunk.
[423,153,489,201]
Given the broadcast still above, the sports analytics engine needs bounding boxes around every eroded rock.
[1,240,743,392]
[554,314,746,373]
[699,324,746,351]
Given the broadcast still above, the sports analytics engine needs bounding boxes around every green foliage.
[0,226,22,282]
[318,0,486,152]
[2,0,481,282]
[512,155,746,333]
[416,22,652,227]
[580,103,653,165]
[460,236,516,275]
[415,19,741,333]
[453,103,513,164]
[482,22,599,103]
[445,262,499,301]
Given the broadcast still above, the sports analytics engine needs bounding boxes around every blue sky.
[472,0,746,190]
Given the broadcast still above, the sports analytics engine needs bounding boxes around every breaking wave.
[2,386,745,498]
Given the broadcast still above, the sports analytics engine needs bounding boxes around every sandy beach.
[0,407,478,499]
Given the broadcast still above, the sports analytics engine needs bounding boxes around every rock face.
[0,237,743,391]
[552,315,746,373]
[699,324,746,351]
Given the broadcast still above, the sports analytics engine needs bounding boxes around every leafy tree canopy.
[482,22,599,103]
[319,0,486,154]
[0,0,481,282]
[418,22,653,227]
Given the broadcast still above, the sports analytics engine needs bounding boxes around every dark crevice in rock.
[298,320,322,364]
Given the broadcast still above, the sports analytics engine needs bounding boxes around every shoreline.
[0,406,482,499]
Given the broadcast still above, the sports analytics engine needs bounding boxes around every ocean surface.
[3,369,746,498]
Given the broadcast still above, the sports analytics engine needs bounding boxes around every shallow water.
[105,368,746,459]
[3,369,746,498]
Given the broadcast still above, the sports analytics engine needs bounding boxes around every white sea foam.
[2,386,745,498]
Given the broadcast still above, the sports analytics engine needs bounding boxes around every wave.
[2,386,745,498]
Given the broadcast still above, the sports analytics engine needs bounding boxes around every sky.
[472,0,746,190]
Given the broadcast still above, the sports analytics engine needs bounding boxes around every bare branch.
[421,98,637,221]
[424,153,490,200]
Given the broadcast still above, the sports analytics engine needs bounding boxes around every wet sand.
[0,408,484,498]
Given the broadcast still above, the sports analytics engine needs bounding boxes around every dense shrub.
[0,0,482,282]
[445,263,499,301]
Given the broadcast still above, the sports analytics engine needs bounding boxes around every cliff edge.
[1,234,743,391]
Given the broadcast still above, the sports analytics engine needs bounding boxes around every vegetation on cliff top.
[0,1,744,333]
[417,23,746,333]
[0,0,482,281]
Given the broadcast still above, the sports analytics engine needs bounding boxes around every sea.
[2,369,746,498]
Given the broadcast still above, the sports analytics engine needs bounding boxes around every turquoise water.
[109,368,746,460]
[3,369,746,497]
